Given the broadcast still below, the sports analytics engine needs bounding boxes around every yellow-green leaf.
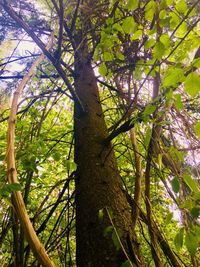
[174,228,184,251]
[126,0,139,11]
[171,177,180,193]
[184,72,200,97]
[185,231,198,255]
[183,174,199,193]
[194,121,200,138]
[122,17,137,34]
[99,63,107,76]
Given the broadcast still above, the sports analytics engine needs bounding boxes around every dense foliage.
[0,0,199,266]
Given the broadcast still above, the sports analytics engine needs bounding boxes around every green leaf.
[103,225,113,236]
[53,152,61,161]
[194,121,200,138]
[159,10,166,19]
[116,51,125,61]
[170,12,180,28]
[153,41,165,59]
[145,0,156,22]
[99,63,107,76]
[165,212,173,225]
[174,228,184,251]
[112,23,123,33]
[126,0,138,11]
[144,127,152,147]
[112,231,121,251]
[131,29,142,40]
[184,72,200,97]
[192,58,200,68]
[71,161,77,170]
[122,17,137,34]
[166,0,173,4]
[171,177,180,193]
[176,0,188,14]
[160,34,171,48]
[163,67,185,87]
[102,38,114,49]
[175,22,187,38]
[103,51,113,61]
[144,38,156,49]
[183,174,199,193]
[143,104,156,117]
[0,183,22,196]
[169,146,184,162]
[185,231,198,255]
[190,207,200,219]
[0,154,5,161]
[174,94,183,110]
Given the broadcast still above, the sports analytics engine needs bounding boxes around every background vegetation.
[0,0,199,266]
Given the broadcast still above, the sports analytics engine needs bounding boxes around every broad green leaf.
[144,127,152,147]
[176,0,188,14]
[141,104,156,121]
[175,22,187,38]
[159,10,166,19]
[185,231,198,255]
[165,212,173,225]
[71,162,77,170]
[174,228,184,251]
[153,41,165,59]
[1,183,22,194]
[106,17,114,25]
[53,152,61,161]
[99,63,107,76]
[122,17,137,34]
[112,231,121,250]
[191,207,200,219]
[163,67,185,87]
[194,121,200,138]
[193,191,200,201]
[171,177,180,193]
[102,38,114,49]
[160,34,171,48]
[103,225,113,236]
[166,0,173,4]
[63,159,71,169]
[116,51,125,60]
[183,174,199,193]
[112,23,123,33]
[169,146,184,162]
[0,154,5,161]
[145,0,156,22]
[126,0,138,11]
[174,94,183,110]
[131,30,142,40]
[170,12,180,28]
[192,58,200,68]
[144,38,156,49]
[184,72,200,97]
[103,51,113,61]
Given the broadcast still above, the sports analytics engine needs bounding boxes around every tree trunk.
[74,60,144,266]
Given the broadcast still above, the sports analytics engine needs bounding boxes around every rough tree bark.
[73,40,144,266]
